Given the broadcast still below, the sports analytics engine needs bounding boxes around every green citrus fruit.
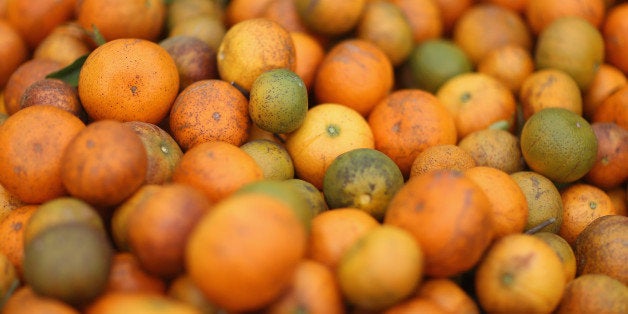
[240,139,294,181]
[520,107,597,183]
[323,148,404,220]
[249,68,308,134]
[407,39,473,93]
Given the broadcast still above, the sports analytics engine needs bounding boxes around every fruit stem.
[525,217,557,234]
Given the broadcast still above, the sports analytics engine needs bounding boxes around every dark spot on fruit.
[11,222,22,232]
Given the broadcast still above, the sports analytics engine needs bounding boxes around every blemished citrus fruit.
[574,215,628,285]
[61,120,148,208]
[603,3,628,75]
[104,252,166,295]
[413,278,480,314]
[23,223,113,307]
[85,292,202,314]
[583,64,627,120]
[2,286,80,314]
[217,18,295,92]
[406,38,472,93]
[0,105,85,204]
[337,225,424,311]
[240,139,294,181]
[289,31,325,91]
[533,232,577,284]
[356,0,414,66]
[110,184,161,252]
[159,35,219,91]
[477,44,535,94]
[559,183,619,246]
[0,205,37,277]
[3,58,64,115]
[0,20,28,89]
[78,38,180,124]
[584,122,628,189]
[525,0,606,36]
[5,0,75,49]
[295,0,365,37]
[185,193,307,312]
[534,16,605,91]
[391,0,443,44]
[520,107,598,183]
[169,79,250,150]
[519,68,584,120]
[385,169,493,278]
[368,89,457,177]
[168,14,226,52]
[285,103,375,189]
[23,197,105,247]
[409,144,476,177]
[474,234,566,314]
[510,171,564,234]
[249,68,308,134]
[555,274,628,314]
[323,148,404,220]
[592,84,628,131]
[19,78,85,120]
[457,128,524,174]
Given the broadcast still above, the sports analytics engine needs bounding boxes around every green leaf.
[45,54,89,87]
[89,25,107,47]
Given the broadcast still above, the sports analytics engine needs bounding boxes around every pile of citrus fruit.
[1,0,627,313]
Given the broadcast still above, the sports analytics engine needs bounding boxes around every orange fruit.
[392,0,443,44]
[555,274,628,314]
[217,18,295,92]
[337,225,424,311]
[520,107,598,183]
[185,193,307,312]
[313,39,394,116]
[384,297,450,314]
[533,232,577,284]
[0,204,37,277]
[592,84,628,130]
[20,78,86,120]
[474,233,566,314]
[519,69,584,120]
[61,120,148,208]
[436,72,517,140]
[0,20,28,89]
[457,128,525,174]
[534,16,605,91]
[127,183,211,279]
[414,278,480,314]
[307,208,380,270]
[525,0,606,35]
[2,286,80,314]
[583,63,627,119]
[76,0,166,41]
[409,144,476,177]
[584,122,628,189]
[225,0,273,26]
[603,3,628,74]
[33,21,93,68]
[289,31,325,91]
[0,183,25,222]
[575,215,628,285]
[385,169,494,278]
[5,0,75,49]
[0,105,85,204]
[477,44,535,94]
[465,166,529,239]
[265,259,345,314]
[78,38,180,124]
[453,3,532,65]
[168,79,250,150]
[104,252,166,295]
[85,292,202,314]
[356,0,414,66]
[172,140,263,203]
[3,58,64,115]
[168,14,226,52]
[285,103,374,189]
[368,89,457,177]
[510,171,564,234]
[295,0,365,37]
[559,183,619,246]
[167,0,225,30]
